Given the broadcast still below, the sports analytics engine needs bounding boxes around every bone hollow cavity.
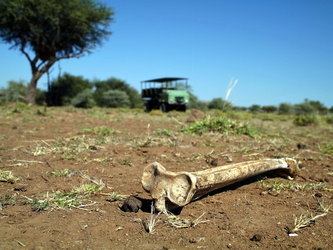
[141,158,299,212]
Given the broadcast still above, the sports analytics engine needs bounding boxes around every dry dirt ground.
[0,106,332,249]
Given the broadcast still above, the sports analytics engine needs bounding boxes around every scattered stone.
[210,158,218,167]
[13,185,27,192]
[250,234,262,242]
[121,196,142,213]
[298,164,306,169]
[314,193,323,198]
[189,238,197,244]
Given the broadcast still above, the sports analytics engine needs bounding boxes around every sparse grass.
[0,169,19,183]
[166,212,209,229]
[134,136,176,148]
[12,102,31,114]
[259,179,290,193]
[22,175,105,211]
[49,169,75,177]
[28,135,106,159]
[316,199,332,213]
[90,156,112,163]
[149,110,164,116]
[36,107,47,116]
[0,194,13,213]
[80,126,118,136]
[105,192,127,202]
[320,142,333,154]
[182,116,257,137]
[22,196,49,212]
[259,179,332,193]
[117,158,134,167]
[142,207,209,234]
[156,128,172,137]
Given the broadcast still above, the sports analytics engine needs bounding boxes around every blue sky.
[0,0,332,108]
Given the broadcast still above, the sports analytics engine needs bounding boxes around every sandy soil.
[0,106,332,249]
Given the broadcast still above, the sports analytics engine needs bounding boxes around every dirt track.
[0,106,332,249]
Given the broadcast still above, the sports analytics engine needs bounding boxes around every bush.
[262,105,277,113]
[208,98,232,111]
[278,103,294,114]
[294,102,317,115]
[47,73,93,106]
[100,90,131,108]
[0,80,27,102]
[71,89,96,108]
[93,78,143,108]
[293,114,321,126]
[248,104,262,114]
[325,114,333,124]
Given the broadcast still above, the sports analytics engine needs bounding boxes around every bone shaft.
[192,159,288,199]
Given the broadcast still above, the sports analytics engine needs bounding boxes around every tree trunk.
[27,76,38,105]
[26,60,56,105]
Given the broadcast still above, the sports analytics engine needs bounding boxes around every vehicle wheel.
[160,103,168,113]
[145,103,151,112]
[179,105,187,112]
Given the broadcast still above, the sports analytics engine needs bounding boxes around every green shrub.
[71,89,96,108]
[100,90,130,108]
[12,102,31,113]
[325,114,333,124]
[293,114,321,126]
[182,117,256,137]
[208,98,232,111]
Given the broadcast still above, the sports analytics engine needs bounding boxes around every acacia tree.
[0,0,114,105]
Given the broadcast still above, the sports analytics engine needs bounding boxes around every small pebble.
[314,193,322,198]
[211,158,218,166]
[250,234,262,242]
[121,196,142,213]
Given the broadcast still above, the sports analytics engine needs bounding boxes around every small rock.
[298,164,306,169]
[189,238,197,244]
[13,185,27,192]
[211,158,218,167]
[121,196,142,213]
[250,234,262,242]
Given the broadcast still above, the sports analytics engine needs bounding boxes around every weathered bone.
[141,158,299,212]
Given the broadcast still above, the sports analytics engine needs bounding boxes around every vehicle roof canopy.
[142,77,188,83]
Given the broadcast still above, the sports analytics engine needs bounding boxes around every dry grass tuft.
[285,199,331,235]
[166,212,209,229]
[143,202,162,234]
[0,169,19,183]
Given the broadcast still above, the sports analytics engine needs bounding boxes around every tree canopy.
[94,78,143,108]
[0,0,114,105]
[46,73,93,106]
